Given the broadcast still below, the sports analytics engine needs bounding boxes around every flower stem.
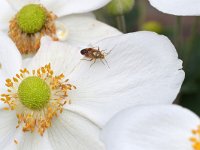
[184,17,200,67]
[174,16,182,52]
[137,0,147,28]
[116,15,127,33]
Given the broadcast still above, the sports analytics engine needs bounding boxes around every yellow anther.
[190,126,200,150]
[14,139,18,144]
[3,107,9,111]
[13,77,18,82]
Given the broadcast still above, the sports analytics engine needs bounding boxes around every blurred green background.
[96,0,200,115]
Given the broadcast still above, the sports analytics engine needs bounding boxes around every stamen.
[190,125,200,150]
[0,64,76,136]
[14,139,18,144]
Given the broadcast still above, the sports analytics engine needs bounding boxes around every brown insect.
[80,47,111,67]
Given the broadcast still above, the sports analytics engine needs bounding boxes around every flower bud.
[106,0,135,16]
[142,21,163,34]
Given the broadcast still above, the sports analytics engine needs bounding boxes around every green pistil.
[17,4,46,34]
[18,76,51,110]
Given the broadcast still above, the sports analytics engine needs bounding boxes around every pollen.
[190,125,200,150]
[0,64,76,136]
[9,4,58,54]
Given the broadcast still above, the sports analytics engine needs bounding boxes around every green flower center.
[18,76,51,110]
[17,4,46,34]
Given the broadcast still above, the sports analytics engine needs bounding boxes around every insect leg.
[103,58,110,69]
[100,59,105,66]
[81,58,93,61]
[90,59,97,67]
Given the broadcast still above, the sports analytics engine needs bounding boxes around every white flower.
[101,104,200,150]
[0,30,184,149]
[1,0,121,54]
[148,0,200,16]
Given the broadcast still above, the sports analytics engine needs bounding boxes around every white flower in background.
[101,105,200,150]
[0,30,184,149]
[1,0,122,54]
[148,0,200,16]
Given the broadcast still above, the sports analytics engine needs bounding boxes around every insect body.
[80,47,111,67]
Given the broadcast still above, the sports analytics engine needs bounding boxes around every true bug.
[80,47,111,67]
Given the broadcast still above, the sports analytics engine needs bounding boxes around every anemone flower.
[0,30,184,149]
[148,0,200,16]
[1,0,122,54]
[102,104,200,150]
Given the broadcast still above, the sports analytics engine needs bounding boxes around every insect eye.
[80,49,87,55]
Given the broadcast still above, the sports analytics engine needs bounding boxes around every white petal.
[0,70,8,109]
[28,37,82,76]
[65,31,185,126]
[16,132,53,150]
[6,0,40,11]
[41,0,111,17]
[0,70,6,91]
[101,105,200,150]
[0,110,18,149]
[57,14,121,47]
[0,112,52,150]
[148,0,200,16]
[47,110,105,150]
[22,54,34,68]
[0,1,15,30]
[0,32,22,78]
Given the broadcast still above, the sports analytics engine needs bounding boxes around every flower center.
[1,64,76,136]
[17,4,46,34]
[18,76,51,110]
